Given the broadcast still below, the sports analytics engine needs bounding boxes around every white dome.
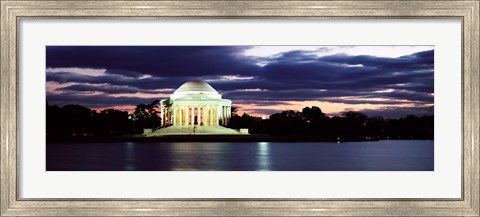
[170,80,221,99]
[174,80,217,93]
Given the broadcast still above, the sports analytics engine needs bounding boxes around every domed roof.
[174,80,217,93]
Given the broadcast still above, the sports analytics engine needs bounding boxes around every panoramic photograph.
[46,46,434,171]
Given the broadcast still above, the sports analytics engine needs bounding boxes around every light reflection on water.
[169,143,228,171]
[257,142,271,171]
[47,140,434,171]
[124,142,135,171]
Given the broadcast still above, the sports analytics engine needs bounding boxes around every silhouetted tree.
[384,115,433,139]
[97,108,134,135]
[161,99,173,126]
[342,111,368,137]
[301,106,327,135]
[366,116,385,139]
[301,106,325,123]
[325,116,347,138]
[47,103,94,137]
[228,112,262,131]
[133,100,161,129]
[267,110,306,135]
[46,102,137,137]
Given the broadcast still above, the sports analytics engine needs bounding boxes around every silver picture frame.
[1,0,478,216]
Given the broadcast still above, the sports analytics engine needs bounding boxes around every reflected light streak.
[124,142,135,171]
[170,143,225,171]
[257,142,271,171]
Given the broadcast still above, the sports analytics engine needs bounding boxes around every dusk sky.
[46,46,434,118]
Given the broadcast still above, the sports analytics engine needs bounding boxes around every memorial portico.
[160,81,232,127]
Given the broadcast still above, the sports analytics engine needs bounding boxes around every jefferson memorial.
[161,80,232,127]
[145,80,248,136]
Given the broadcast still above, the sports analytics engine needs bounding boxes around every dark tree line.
[228,106,433,140]
[47,101,433,140]
[47,100,161,138]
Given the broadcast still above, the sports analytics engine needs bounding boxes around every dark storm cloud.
[46,71,177,90]
[105,69,143,78]
[46,46,260,77]
[225,88,432,105]
[386,81,434,93]
[368,91,433,103]
[225,49,432,106]
[58,84,163,94]
[210,49,433,99]
[257,50,433,88]
[319,50,433,70]
[47,70,254,91]
[46,46,434,116]
[47,94,159,108]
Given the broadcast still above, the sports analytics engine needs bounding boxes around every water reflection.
[124,142,135,170]
[257,142,271,170]
[47,140,433,171]
[169,143,227,170]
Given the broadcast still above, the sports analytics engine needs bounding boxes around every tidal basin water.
[46,140,433,171]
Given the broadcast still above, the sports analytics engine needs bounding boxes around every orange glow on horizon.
[90,105,136,113]
[233,100,429,118]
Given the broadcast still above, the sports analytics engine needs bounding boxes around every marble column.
[216,106,219,126]
[217,105,221,125]
[184,105,187,125]
[185,105,188,126]
[203,105,207,126]
[209,106,213,126]
[222,106,225,125]
[225,106,228,126]
[173,105,177,126]
[179,105,183,126]
[198,106,202,125]
[214,106,217,126]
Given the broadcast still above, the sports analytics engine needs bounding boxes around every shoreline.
[46,135,433,143]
